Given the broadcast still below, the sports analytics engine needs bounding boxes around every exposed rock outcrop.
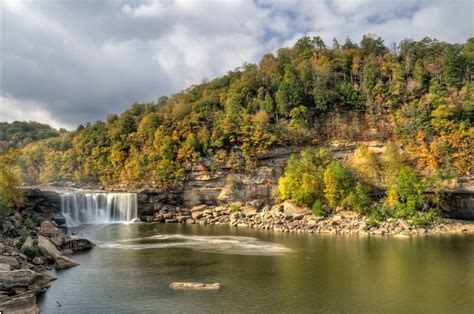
[0,269,56,313]
[0,293,38,314]
[37,235,79,269]
[61,239,95,252]
[37,236,61,261]
[170,282,220,290]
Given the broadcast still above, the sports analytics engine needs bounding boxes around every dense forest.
[0,121,62,149]
[6,35,474,191]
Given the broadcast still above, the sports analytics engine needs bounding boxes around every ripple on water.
[99,234,293,256]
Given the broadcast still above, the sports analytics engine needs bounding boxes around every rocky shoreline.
[140,201,474,237]
[0,217,94,313]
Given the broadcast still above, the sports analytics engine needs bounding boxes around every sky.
[1,0,473,130]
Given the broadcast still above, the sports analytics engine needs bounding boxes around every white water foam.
[99,234,292,256]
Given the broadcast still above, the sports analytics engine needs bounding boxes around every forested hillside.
[14,35,474,187]
[0,121,62,149]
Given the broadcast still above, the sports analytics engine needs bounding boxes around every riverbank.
[0,215,94,313]
[140,201,474,237]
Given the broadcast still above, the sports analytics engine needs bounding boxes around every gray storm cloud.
[2,0,472,129]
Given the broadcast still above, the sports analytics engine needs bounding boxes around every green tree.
[276,148,332,207]
[323,161,353,209]
[0,149,23,222]
[394,165,425,218]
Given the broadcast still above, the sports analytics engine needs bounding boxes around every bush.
[409,209,438,227]
[345,183,372,213]
[366,215,379,228]
[25,218,35,229]
[13,240,24,250]
[20,227,30,240]
[365,204,389,227]
[312,200,325,216]
[24,246,40,259]
[230,205,241,213]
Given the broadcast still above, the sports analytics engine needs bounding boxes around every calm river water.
[38,223,474,313]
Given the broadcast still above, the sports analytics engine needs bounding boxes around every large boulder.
[21,236,35,253]
[51,213,67,226]
[39,220,60,237]
[55,255,79,269]
[0,269,39,290]
[61,239,95,252]
[49,235,66,248]
[37,236,61,261]
[0,256,20,270]
[37,236,79,269]
[0,293,38,314]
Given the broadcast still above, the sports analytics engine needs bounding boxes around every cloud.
[1,0,472,129]
[0,96,71,130]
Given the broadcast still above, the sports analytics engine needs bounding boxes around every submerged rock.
[61,239,95,252]
[169,282,220,290]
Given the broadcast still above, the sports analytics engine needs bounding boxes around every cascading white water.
[60,192,138,226]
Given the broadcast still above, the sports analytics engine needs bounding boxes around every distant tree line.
[0,121,63,149]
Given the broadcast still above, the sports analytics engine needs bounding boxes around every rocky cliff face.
[138,147,296,213]
[439,177,474,220]
[17,146,474,221]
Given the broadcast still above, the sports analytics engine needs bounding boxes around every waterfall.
[60,192,138,226]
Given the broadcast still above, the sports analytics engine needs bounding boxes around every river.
[38,223,474,313]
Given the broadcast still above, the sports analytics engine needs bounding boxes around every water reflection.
[39,223,474,313]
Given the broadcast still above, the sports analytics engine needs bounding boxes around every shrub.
[20,227,30,240]
[25,218,35,229]
[312,200,325,216]
[230,205,241,213]
[409,209,438,227]
[366,204,389,227]
[13,240,23,250]
[345,183,372,213]
[323,161,353,209]
[24,246,40,259]
[30,212,39,224]
[366,215,379,228]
